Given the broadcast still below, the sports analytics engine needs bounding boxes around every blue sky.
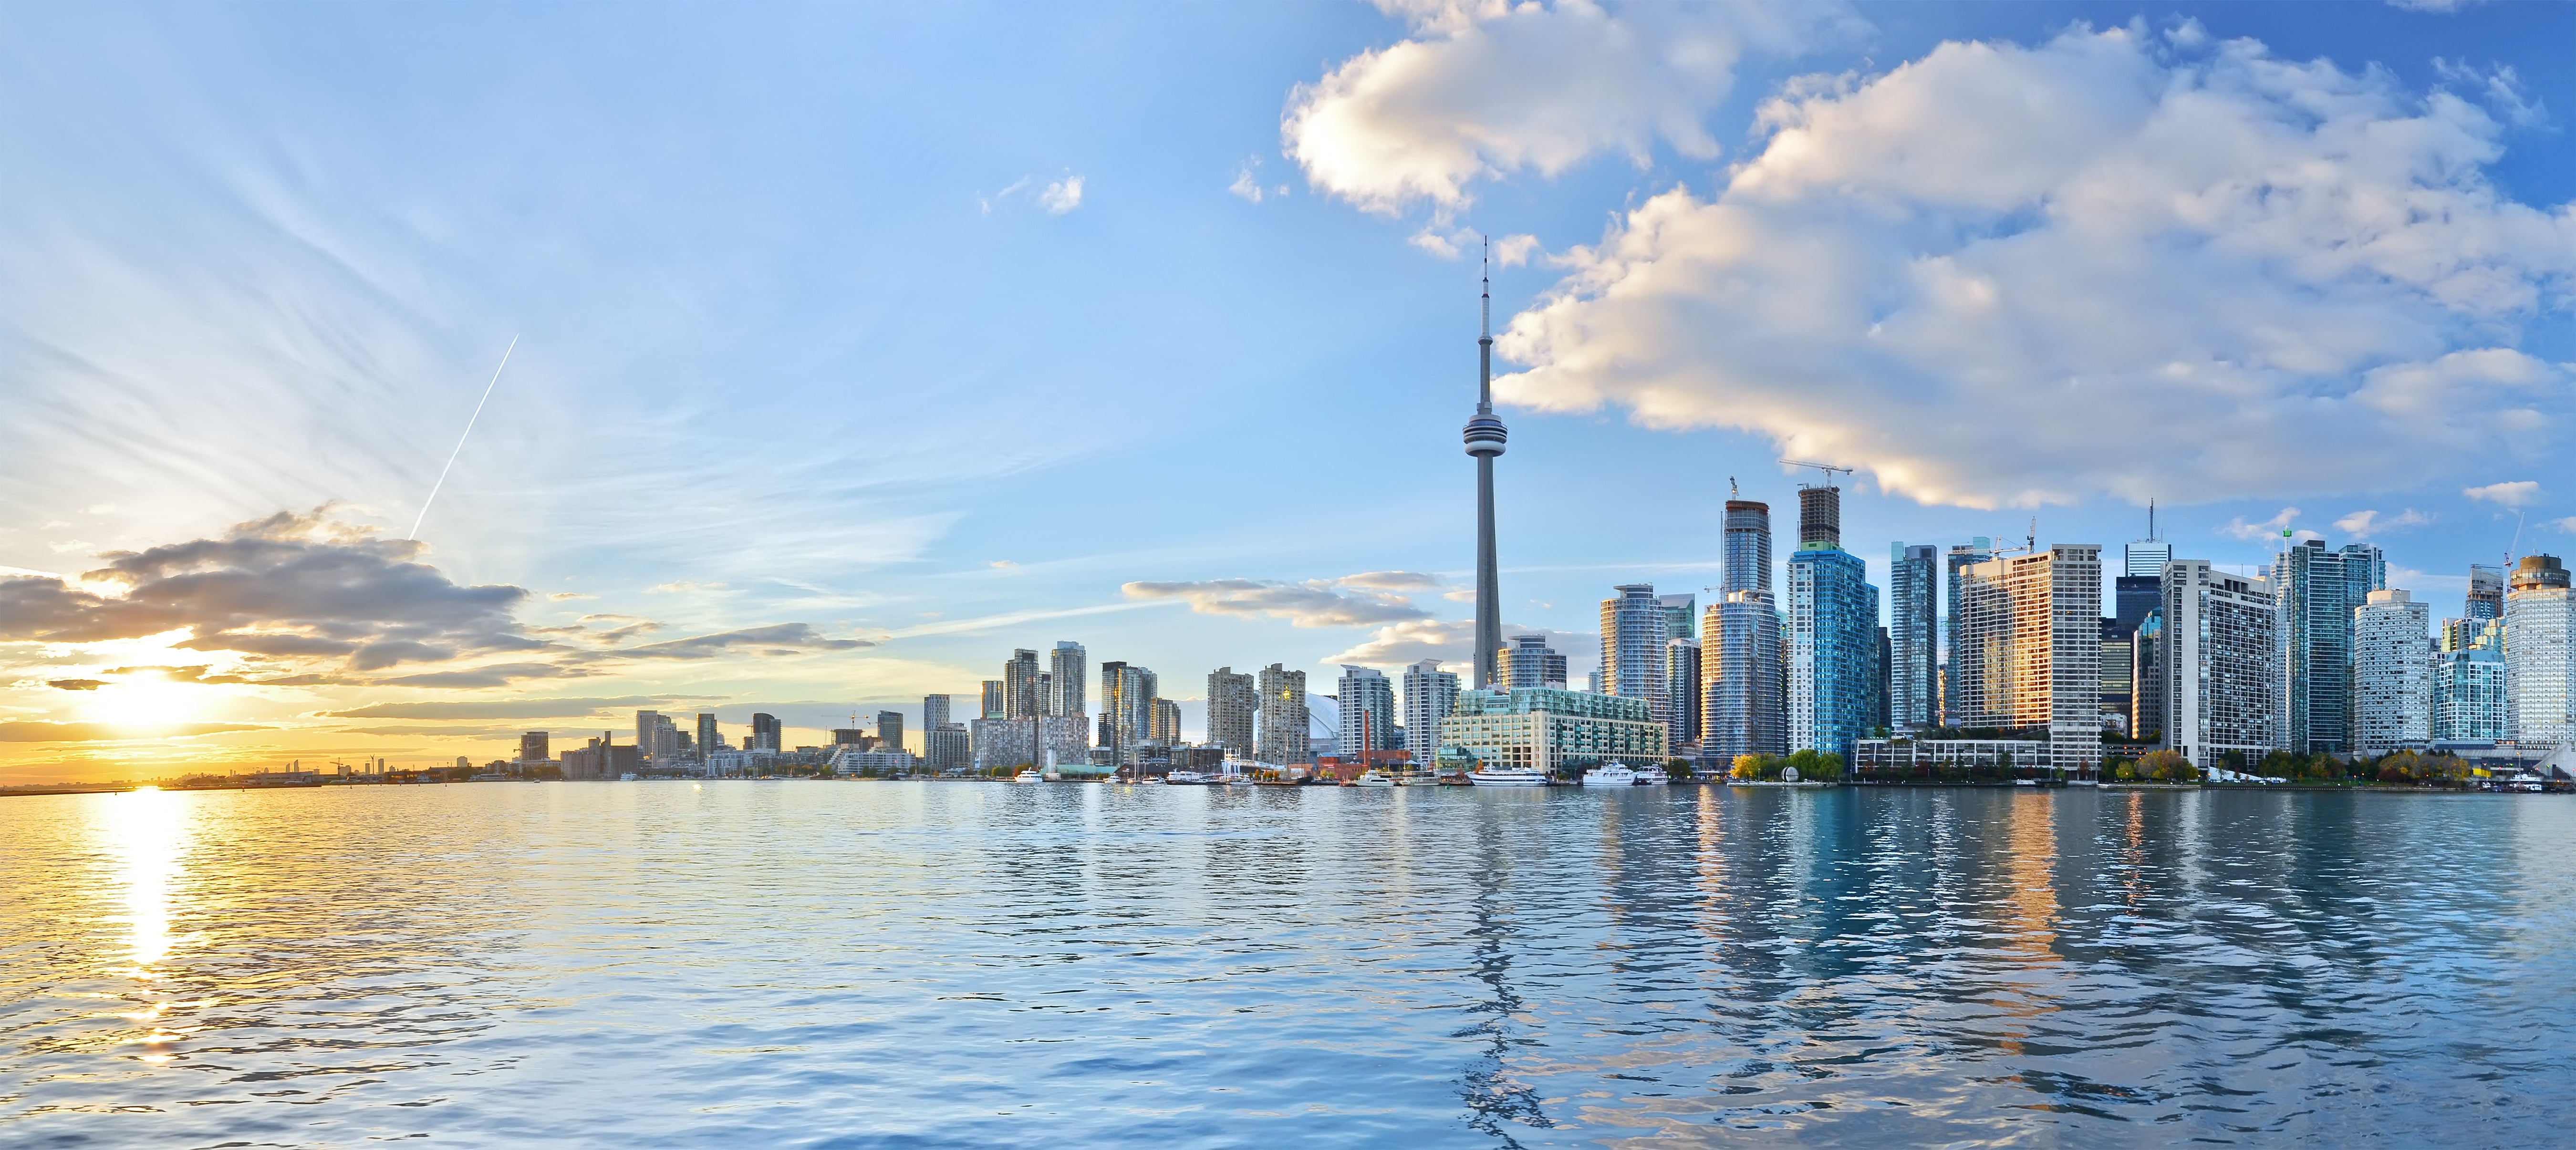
[3,0,2574,777]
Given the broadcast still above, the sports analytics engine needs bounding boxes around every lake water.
[3,782,2570,1147]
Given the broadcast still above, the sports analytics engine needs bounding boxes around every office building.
[2435,624,2507,742]
[1784,483,1879,761]
[876,710,904,753]
[636,711,680,769]
[2468,563,2506,623]
[1207,667,1257,753]
[2100,621,2134,736]
[751,712,782,752]
[1942,537,1995,725]
[1100,662,1156,763]
[979,680,1006,720]
[2507,554,2576,746]
[1871,625,1890,734]
[2119,505,2171,635]
[1257,663,1312,765]
[1952,543,2103,773]
[2129,612,2163,744]
[1438,687,1667,777]
[923,695,952,731]
[519,731,551,765]
[1724,499,1773,595]
[1050,642,1087,718]
[1665,638,1701,749]
[2274,538,2387,753]
[1888,543,1937,731]
[1465,263,1509,688]
[1337,665,1397,755]
[1600,583,1671,736]
[1496,634,1569,690]
[1401,659,1459,763]
[1004,649,1044,719]
[1152,699,1183,745]
[924,723,971,772]
[2352,589,2431,755]
[2162,559,2278,767]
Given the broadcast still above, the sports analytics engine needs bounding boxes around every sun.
[77,677,208,732]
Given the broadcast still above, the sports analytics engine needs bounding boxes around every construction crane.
[1777,458,1854,487]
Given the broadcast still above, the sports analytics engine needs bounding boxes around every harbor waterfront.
[5,783,2570,1146]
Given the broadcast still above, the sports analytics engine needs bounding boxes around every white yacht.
[1165,770,1215,786]
[1012,768,1043,784]
[1580,763,1638,787]
[1633,764,1670,786]
[1350,768,1396,788]
[1469,767,1550,787]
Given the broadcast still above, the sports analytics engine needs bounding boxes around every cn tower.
[1463,241,1508,689]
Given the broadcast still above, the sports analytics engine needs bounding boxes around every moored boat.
[1350,768,1396,788]
[1469,767,1549,787]
[1012,768,1042,783]
[1580,763,1637,787]
[1633,763,1670,786]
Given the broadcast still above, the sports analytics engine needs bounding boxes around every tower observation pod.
[1465,241,1507,690]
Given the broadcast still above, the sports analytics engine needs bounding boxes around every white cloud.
[1039,176,1085,215]
[2333,508,2431,539]
[1485,28,2576,509]
[1121,574,1432,628]
[2464,481,2544,507]
[1322,618,1593,672]
[2223,507,2300,541]
[1494,233,1541,267]
[2549,517,2576,534]
[1285,0,1855,215]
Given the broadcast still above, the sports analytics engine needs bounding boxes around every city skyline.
[7,1,2576,783]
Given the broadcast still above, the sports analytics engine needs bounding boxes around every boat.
[1350,768,1396,788]
[1469,767,1550,787]
[1012,768,1043,784]
[1580,763,1638,787]
[1166,770,1215,786]
[1633,764,1670,786]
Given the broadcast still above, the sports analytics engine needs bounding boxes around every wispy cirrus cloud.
[1121,573,1441,628]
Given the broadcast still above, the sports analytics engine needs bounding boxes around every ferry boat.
[1012,768,1043,784]
[1165,770,1216,785]
[1469,767,1550,787]
[1580,763,1638,787]
[1350,768,1396,788]
[1633,764,1670,786]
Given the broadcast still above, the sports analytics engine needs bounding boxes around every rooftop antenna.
[2148,498,2159,541]
[2027,517,2037,556]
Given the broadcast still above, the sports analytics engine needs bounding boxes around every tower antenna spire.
[2149,498,2159,541]
[1463,236,1509,689]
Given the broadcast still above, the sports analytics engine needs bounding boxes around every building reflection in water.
[1990,791,2062,1059]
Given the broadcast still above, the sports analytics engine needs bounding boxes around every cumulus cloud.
[1286,0,1855,214]
[1039,176,1085,215]
[1322,618,1594,671]
[2334,508,2431,539]
[1121,575,1433,628]
[2223,507,2300,541]
[1488,28,2576,508]
[0,508,536,670]
[2464,480,2544,507]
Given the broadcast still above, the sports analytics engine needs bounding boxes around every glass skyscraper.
[1703,497,1784,761]
[2274,538,2386,753]
[1889,543,1937,730]
[1942,537,1993,725]
[1785,484,1879,761]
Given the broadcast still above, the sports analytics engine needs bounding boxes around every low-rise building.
[1436,687,1666,777]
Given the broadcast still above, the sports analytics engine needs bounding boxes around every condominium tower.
[2274,538,2386,753]
[2162,559,2278,767]
[1336,665,1397,755]
[1942,538,1994,725]
[1257,663,1313,765]
[1784,484,1879,760]
[1050,641,1088,719]
[2507,555,2576,746]
[1888,543,1937,730]
[1401,659,1459,761]
[1952,543,2103,773]
[1600,584,1671,736]
[1496,634,1568,690]
[1206,667,1257,753]
[2351,589,2431,755]
[1703,499,1786,760]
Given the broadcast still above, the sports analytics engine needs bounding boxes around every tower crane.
[1777,458,1854,487]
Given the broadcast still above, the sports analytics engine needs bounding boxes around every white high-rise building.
[1336,665,1396,756]
[2506,555,2576,746]
[2352,589,2431,755]
[1951,544,2103,774]
[2163,560,2279,767]
[2436,622,2507,742]
[1400,660,1458,763]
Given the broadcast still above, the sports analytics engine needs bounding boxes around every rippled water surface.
[4,783,2571,1147]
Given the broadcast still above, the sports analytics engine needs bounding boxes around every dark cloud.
[371,663,598,689]
[45,679,104,691]
[0,721,268,742]
[326,696,664,720]
[616,624,872,660]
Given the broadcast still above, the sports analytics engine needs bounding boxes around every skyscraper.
[1151,699,1183,746]
[2507,554,2576,746]
[1337,665,1396,756]
[1723,500,1772,594]
[2467,563,2506,623]
[1888,543,1937,731]
[1664,638,1701,750]
[876,710,905,754]
[1785,483,1878,760]
[979,680,1006,720]
[2120,503,2172,636]
[1658,593,1696,641]
[694,714,718,763]
[2352,589,2431,756]
[1599,584,1670,735]
[2163,559,2278,767]
[2275,538,2386,753]
[1871,625,1890,734]
[923,694,952,731]
[2100,619,2134,736]
[1701,591,1785,760]
[1257,663,1311,765]
[636,710,678,768]
[1953,543,2102,774]
[1496,634,1568,690]
[1401,659,1459,763]
[1464,252,1509,689]
[2436,622,2506,742]
[1050,642,1087,719]
[751,713,782,752]
[2129,613,2163,744]
[1100,662,1156,763]
[1207,667,1257,753]
[1004,649,1043,719]
[1942,537,1994,725]
[520,731,551,765]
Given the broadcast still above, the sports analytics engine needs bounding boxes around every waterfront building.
[1600,583,1671,736]
[1888,543,1937,731]
[1784,484,1878,760]
[1050,642,1087,718]
[2274,538,2387,753]
[2162,559,2278,767]
[2507,554,2576,746]
[831,727,871,747]
[1004,649,1044,719]
[925,724,971,771]
[1464,254,1509,688]
[635,711,675,769]
[1401,659,1458,762]
[1437,687,1666,777]
[1100,662,1155,764]
[520,730,551,765]
[877,710,904,753]
[979,680,1006,720]
[1496,634,1568,690]
[1942,537,1995,725]
[1953,543,2103,774]
[1871,625,1890,734]
[923,694,952,731]
[1257,663,1312,765]
[1206,667,1257,753]
[1665,638,1701,749]
[1723,500,1772,595]
[2352,589,2431,755]
[2435,623,2507,742]
[2468,562,2506,623]
[751,712,782,752]
[2100,621,2134,736]
[1151,699,1182,746]
[1336,665,1397,755]
[1701,594,1786,759]
[2129,613,2163,744]
[970,715,1089,771]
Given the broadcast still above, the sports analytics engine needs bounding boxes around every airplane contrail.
[409,336,519,541]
